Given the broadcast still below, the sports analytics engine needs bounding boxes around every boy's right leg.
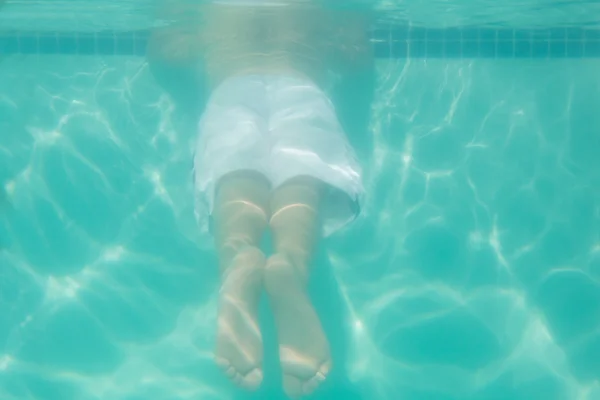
[212,170,270,390]
[265,176,332,398]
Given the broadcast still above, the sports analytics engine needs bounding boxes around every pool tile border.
[0,28,599,58]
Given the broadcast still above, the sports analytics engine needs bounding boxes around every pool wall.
[1,27,600,58]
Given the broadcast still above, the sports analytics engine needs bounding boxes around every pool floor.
[1,54,600,400]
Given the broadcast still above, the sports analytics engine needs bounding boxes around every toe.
[240,368,263,390]
[317,360,332,380]
[302,370,326,395]
[215,356,263,390]
[214,356,231,373]
[283,360,331,397]
[302,368,329,394]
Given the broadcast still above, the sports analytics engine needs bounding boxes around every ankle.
[266,252,310,286]
[220,234,257,263]
[220,246,265,281]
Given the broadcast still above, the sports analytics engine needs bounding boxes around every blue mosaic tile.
[514,29,532,41]
[478,28,497,42]
[426,40,444,58]
[58,33,78,55]
[565,27,584,40]
[133,31,150,56]
[583,29,600,40]
[389,25,409,41]
[444,28,462,42]
[531,29,550,41]
[477,41,497,58]
[566,41,584,57]
[19,35,38,54]
[549,40,567,58]
[425,28,445,42]
[96,32,116,55]
[38,34,59,54]
[549,28,567,40]
[462,41,480,58]
[531,40,550,58]
[444,39,462,58]
[388,40,407,58]
[0,33,17,54]
[514,41,532,57]
[116,32,135,55]
[497,29,513,42]
[408,40,426,57]
[407,27,426,41]
[584,40,600,57]
[496,41,514,58]
[77,33,97,55]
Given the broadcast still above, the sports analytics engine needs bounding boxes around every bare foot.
[215,246,266,390]
[264,253,332,398]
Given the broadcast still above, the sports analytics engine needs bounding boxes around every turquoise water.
[2,2,600,400]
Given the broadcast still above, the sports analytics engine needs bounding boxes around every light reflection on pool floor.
[1,56,600,400]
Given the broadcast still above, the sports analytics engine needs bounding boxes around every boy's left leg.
[264,176,332,398]
[212,170,271,390]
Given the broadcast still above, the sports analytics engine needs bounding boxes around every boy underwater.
[148,1,371,397]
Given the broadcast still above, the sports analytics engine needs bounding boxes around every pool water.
[1,1,600,400]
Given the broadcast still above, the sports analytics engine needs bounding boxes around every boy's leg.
[264,176,332,398]
[212,170,270,390]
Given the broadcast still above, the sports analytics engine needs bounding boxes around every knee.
[220,233,254,252]
[270,177,323,213]
[218,233,257,266]
[269,203,316,231]
[215,171,271,210]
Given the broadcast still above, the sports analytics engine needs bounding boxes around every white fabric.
[193,74,364,241]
